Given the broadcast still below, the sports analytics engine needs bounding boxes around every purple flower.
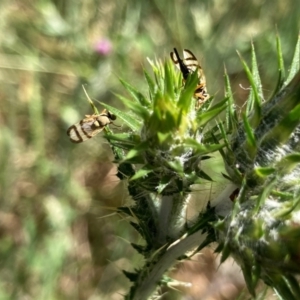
[94,38,112,56]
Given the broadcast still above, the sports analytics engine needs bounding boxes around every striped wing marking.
[67,109,116,143]
[170,48,209,108]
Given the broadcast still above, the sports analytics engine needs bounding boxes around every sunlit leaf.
[100,102,141,131]
[237,51,261,124]
[285,33,300,85]
[119,78,151,108]
[224,66,238,132]
[196,97,228,127]
[114,93,150,120]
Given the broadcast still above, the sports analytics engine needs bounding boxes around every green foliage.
[216,35,300,300]
[1,0,300,299]
[103,54,227,299]
[101,32,300,300]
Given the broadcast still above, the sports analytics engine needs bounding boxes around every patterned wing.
[182,49,199,74]
[171,48,210,109]
[67,115,104,143]
[183,49,207,89]
[67,109,116,143]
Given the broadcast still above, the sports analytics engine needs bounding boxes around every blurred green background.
[0,0,299,299]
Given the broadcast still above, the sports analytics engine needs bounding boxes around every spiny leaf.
[221,172,232,181]
[164,61,175,100]
[105,132,139,144]
[224,65,238,132]
[250,42,263,102]
[157,177,172,194]
[119,78,151,108]
[237,51,262,124]
[100,102,141,131]
[196,97,228,127]
[275,152,300,177]
[235,178,247,205]
[143,68,156,98]
[124,141,149,161]
[195,231,216,251]
[271,190,293,200]
[214,122,230,157]
[129,221,147,239]
[285,33,300,85]
[220,242,231,263]
[270,274,299,300]
[255,287,269,300]
[188,208,217,235]
[123,270,139,282]
[254,167,275,178]
[214,241,224,253]
[131,243,148,255]
[242,113,256,154]
[177,70,199,113]
[108,143,136,152]
[104,127,126,161]
[184,138,224,155]
[147,57,164,90]
[241,264,257,296]
[157,132,171,144]
[130,167,153,181]
[262,102,300,149]
[105,134,137,151]
[254,177,277,213]
[259,71,300,149]
[167,160,184,174]
[273,32,286,95]
[282,153,300,163]
[114,93,150,120]
[273,195,300,218]
[283,275,300,300]
[148,91,178,133]
[195,169,213,181]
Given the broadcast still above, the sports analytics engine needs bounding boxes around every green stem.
[129,230,207,300]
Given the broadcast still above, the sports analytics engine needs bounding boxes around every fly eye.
[107,111,116,121]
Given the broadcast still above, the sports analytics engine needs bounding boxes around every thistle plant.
[97,34,300,300]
